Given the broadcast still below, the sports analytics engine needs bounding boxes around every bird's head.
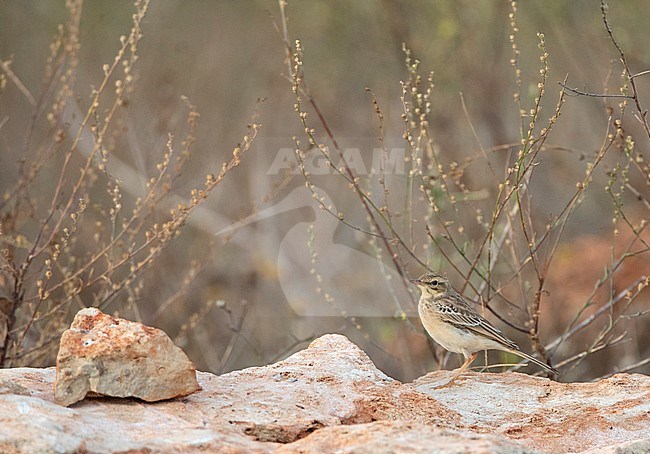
[409,272,450,297]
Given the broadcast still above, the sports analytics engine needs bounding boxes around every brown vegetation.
[1,0,648,381]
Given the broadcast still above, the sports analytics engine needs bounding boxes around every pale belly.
[418,303,502,356]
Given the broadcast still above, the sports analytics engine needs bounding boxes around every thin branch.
[547,276,648,353]
[558,82,634,99]
[553,331,628,371]
[631,69,650,79]
[593,357,650,380]
[0,59,36,106]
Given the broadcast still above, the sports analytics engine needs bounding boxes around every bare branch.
[558,82,634,99]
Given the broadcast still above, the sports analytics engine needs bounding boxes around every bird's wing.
[435,297,520,350]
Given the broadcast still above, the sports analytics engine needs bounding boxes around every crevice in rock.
[243,420,326,444]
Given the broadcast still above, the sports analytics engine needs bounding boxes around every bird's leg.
[437,352,477,388]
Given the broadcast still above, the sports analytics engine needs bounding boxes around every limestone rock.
[0,378,30,396]
[275,421,537,454]
[412,370,650,453]
[54,307,199,406]
[0,334,647,453]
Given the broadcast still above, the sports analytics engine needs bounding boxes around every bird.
[410,272,558,386]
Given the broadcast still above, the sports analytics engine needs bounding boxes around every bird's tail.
[509,349,559,377]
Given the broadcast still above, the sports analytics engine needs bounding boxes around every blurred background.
[1,1,648,382]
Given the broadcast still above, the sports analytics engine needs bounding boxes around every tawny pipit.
[411,272,558,386]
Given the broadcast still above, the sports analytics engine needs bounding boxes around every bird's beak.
[409,278,420,285]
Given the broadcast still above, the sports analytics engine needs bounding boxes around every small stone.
[54,307,199,406]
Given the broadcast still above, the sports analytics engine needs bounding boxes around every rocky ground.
[1,334,648,453]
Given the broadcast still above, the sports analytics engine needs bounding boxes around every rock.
[54,307,199,406]
[0,334,647,453]
[0,378,30,396]
[275,421,537,454]
[413,370,650,453]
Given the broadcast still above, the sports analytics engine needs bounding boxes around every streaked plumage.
[411,272,558,385]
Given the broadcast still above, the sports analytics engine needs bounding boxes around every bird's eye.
[431,280,438,286]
